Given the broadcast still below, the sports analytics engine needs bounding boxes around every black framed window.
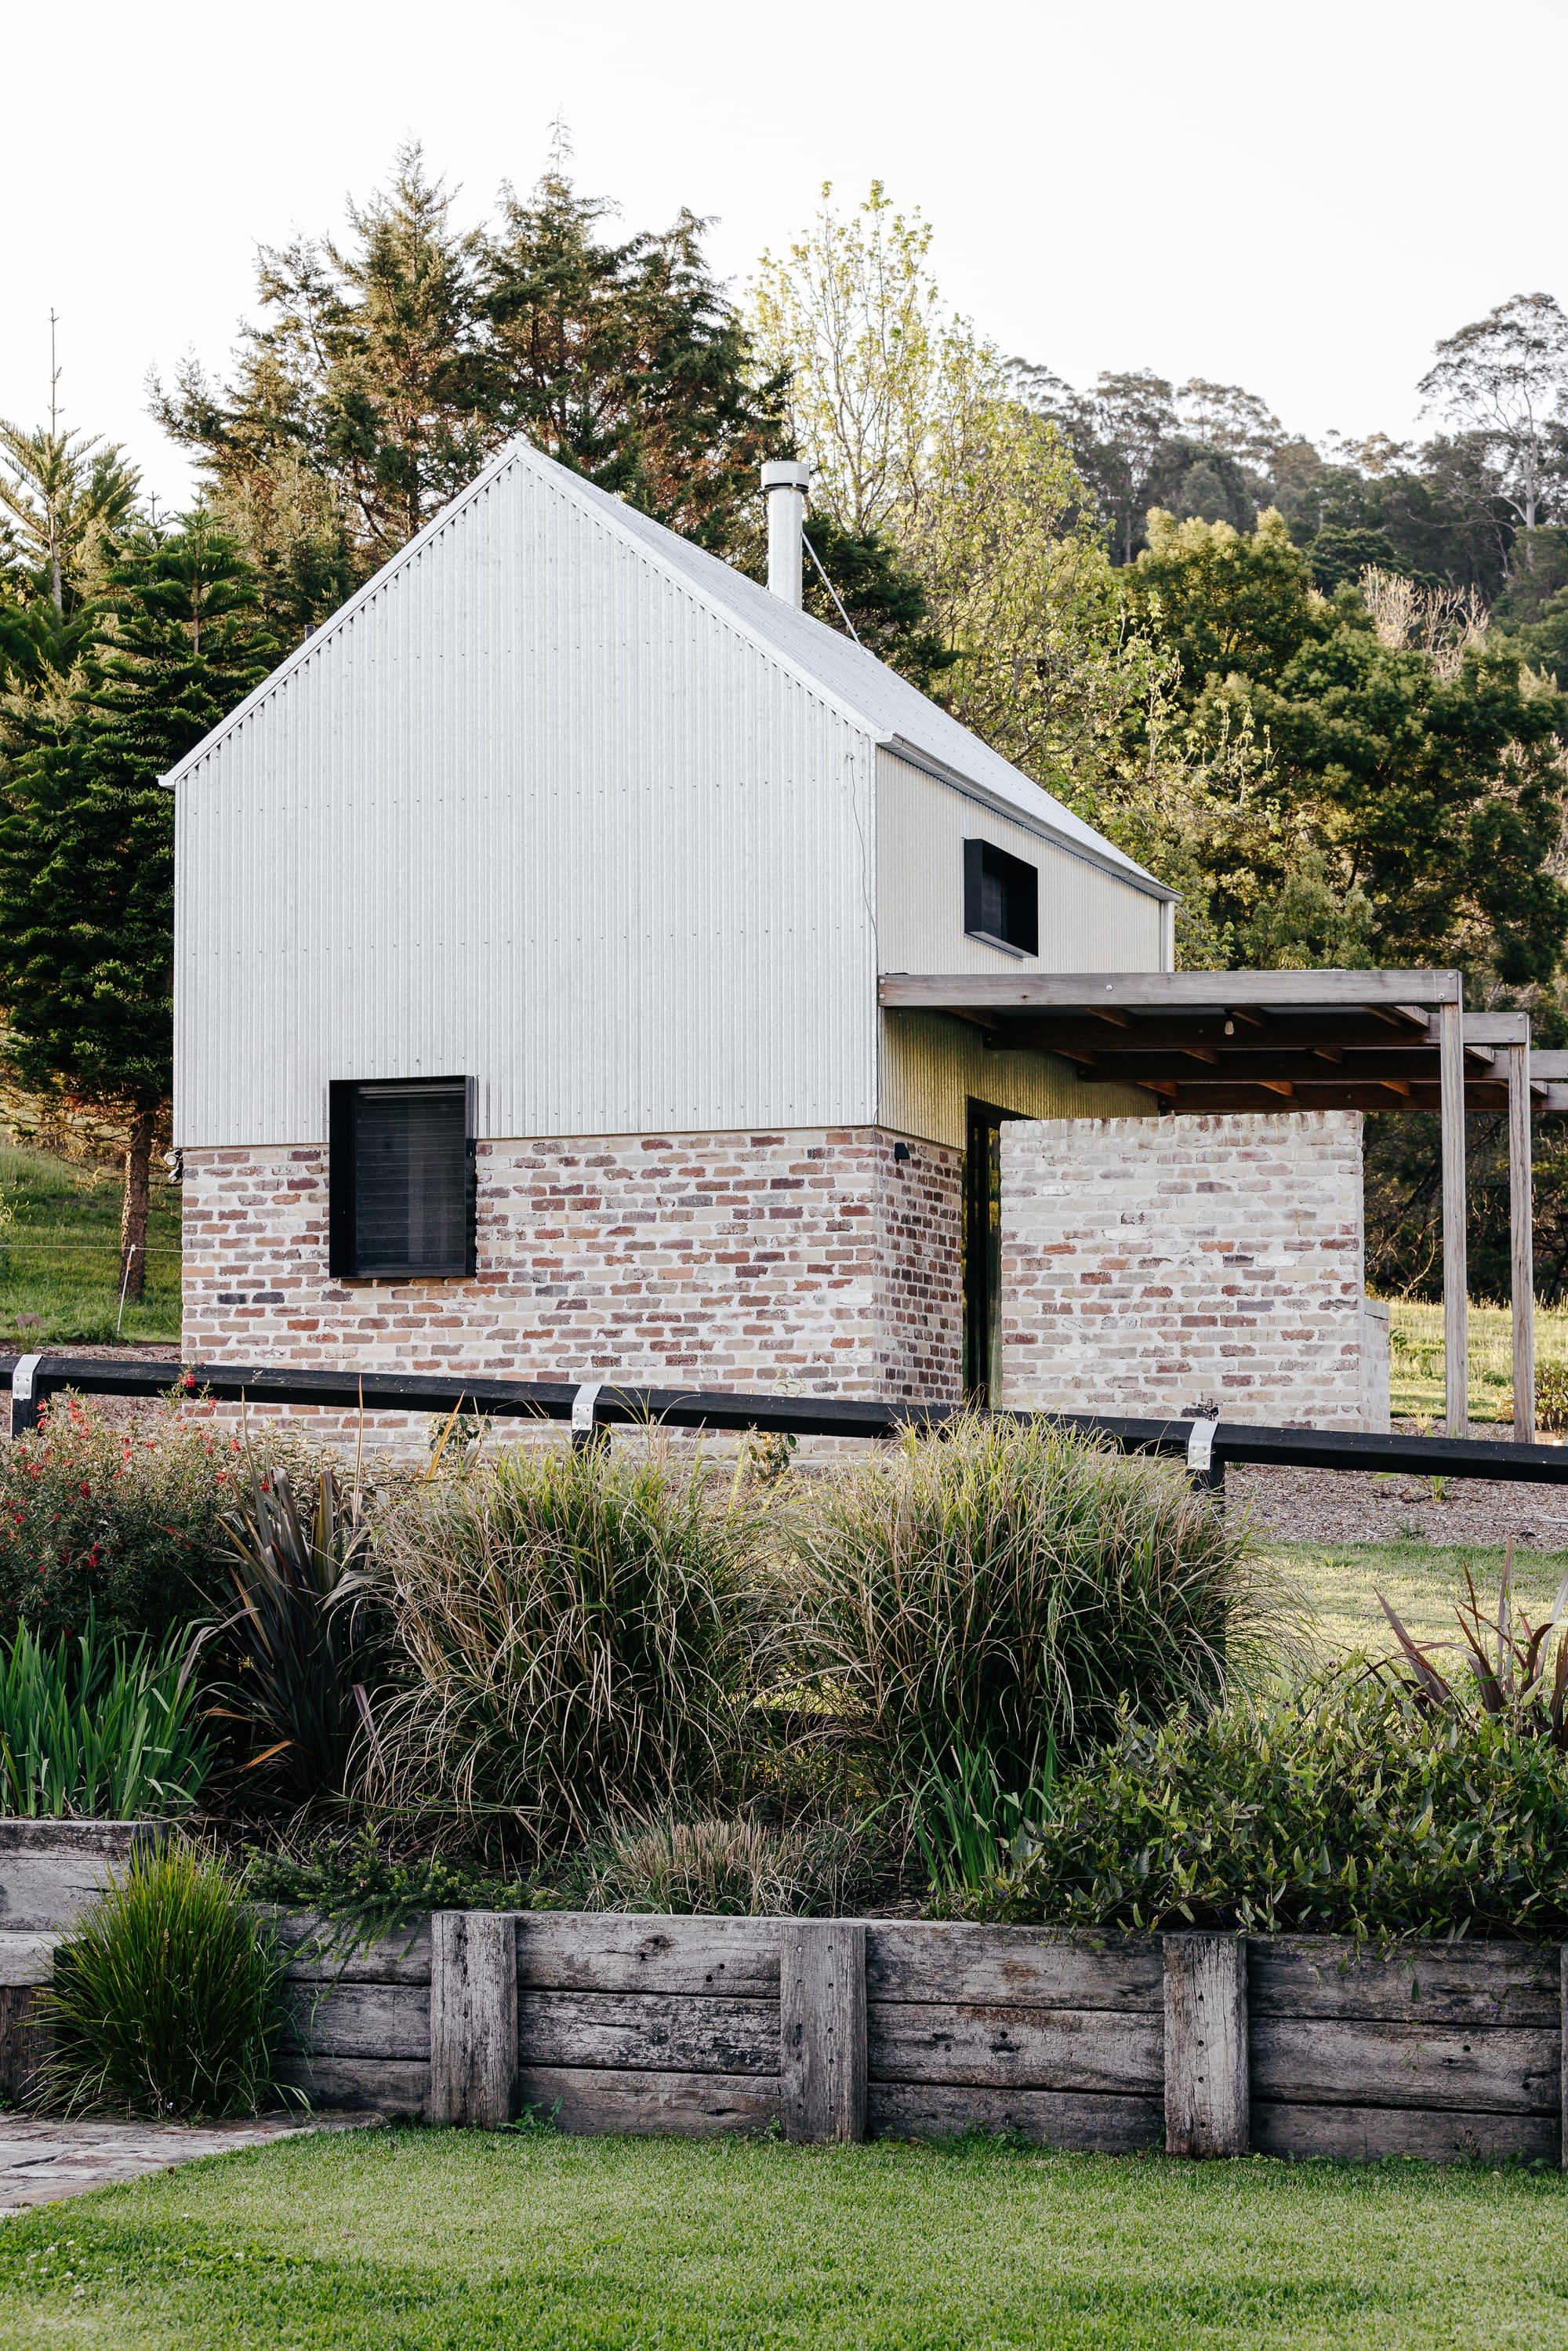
[328,1077,476,1280]
[964,838,1039,956]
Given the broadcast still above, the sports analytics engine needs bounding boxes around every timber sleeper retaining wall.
[263,1913,1568,2163]
[1,1906,1561,2160]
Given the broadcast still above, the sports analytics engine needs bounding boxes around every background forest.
[5,138,1568,1301]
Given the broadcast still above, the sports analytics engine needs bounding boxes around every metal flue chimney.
[761,460,811,608]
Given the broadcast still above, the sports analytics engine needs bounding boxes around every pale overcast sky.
[7,0,1566,510]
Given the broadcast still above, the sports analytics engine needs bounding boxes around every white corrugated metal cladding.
[168,438,1168,1150]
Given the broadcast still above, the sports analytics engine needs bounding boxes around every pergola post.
[1510,1040,1535,1442]
[1439,995,1469,1439]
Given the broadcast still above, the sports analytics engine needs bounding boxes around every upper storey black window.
[964,839,1039,957]
[328,1077,475,1279]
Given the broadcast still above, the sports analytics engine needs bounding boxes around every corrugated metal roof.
[161,434,1167,897]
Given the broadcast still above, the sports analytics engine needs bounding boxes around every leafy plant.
[1537,1361,1568,1431]
[792,1415,1290,1791]
[209,1462,378,1804]
[560,1810,871,1917]
[39,1844,293,2117]
[245,1829,536,1946]
[0,1618,210,1818]
[911,1729,1056,1897]
[970,1671,1568,1939]
[369,1437,771,1849]
[1376,1541,1568,1746]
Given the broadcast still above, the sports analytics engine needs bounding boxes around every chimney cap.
[761,460,811,492]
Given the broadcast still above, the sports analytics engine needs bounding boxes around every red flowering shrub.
[0,1391,272,1647]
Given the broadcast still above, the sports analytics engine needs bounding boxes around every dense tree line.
[7,149,1568,1300]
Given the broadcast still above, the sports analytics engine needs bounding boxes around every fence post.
[781,1920,866,2144]
[1560,1948,1568,2171]
[429,1910,517,2129]
[9,1355,43,1438]
[1163,1933,1249,2157]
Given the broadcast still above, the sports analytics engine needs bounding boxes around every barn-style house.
[165,440,1173,1413]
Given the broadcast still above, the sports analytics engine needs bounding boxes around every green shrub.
[212,1463,378,1802]
[1537,1361,1568,1432]
[245,1829,537,1945]
[0,1619,210,1816]
[971,1672,1568,1939]
[560,1810,872,1917]
[41,1844,292,2116]
[793,1415,1288,1790]
[370,1437,771,1848]
[0,1390,241,1648]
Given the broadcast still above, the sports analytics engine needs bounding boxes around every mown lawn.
[1274,1534,1568,1658]
[1,2126,1566,2351]
[1388,1295,1568,1427]
[0,1144,180,1346]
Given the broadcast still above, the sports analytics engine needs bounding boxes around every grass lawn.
[0,1144,180,1346]
[1273,1534,1568,1658]
[1387,1296,1568,1427]
[2,2125,1566,2351]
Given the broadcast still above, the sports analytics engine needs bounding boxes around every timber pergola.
[880,967,1550,1444]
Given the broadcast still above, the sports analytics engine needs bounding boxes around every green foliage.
[559,1809,873,1917]
[245,1828,535,1945]
[1104,508,1568,987]
[973,1673,1568,1938]
[0,1618,209,1817]
[211,1463,378,1804]
[0,1391,241,1648]
[0,420,140,616]
[369,1438,771,1849]
[40,1843,292,2116]
[799,511,956,693]
[792,1415,1287,1791]
[154,140,784,638]
[911,1728,1056,1897]
[1538,1361,1568,1430]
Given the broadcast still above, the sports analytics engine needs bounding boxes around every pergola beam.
[879,970,1462,1013]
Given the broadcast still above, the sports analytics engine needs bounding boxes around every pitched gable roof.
[162,435,1167,899]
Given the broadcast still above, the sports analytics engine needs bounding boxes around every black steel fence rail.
[0,1353,1564,1486]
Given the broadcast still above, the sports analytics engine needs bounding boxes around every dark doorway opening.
[963,1100,1023,1404]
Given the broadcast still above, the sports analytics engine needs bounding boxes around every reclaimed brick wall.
[180,1127,964,1450]
[1000,1110,1367,1428]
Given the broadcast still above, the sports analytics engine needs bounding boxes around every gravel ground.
[1231,1452,1568,1550]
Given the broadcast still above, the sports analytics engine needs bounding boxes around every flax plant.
[793,1414,1291,1792]
[368,1438,775,1849]
[0,1619,211,1818]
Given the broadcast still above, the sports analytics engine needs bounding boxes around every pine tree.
[479,151,785,554]
[0,518,275,1298]
[154,139,786,635]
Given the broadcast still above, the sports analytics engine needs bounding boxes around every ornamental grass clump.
[369,1438,772,1848]
[0,1619,211,1817]
[561,1810,872,1917]
[40,1844,292,2117]
[793,1415,1288,1793]
[971,1670,1568,1940]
